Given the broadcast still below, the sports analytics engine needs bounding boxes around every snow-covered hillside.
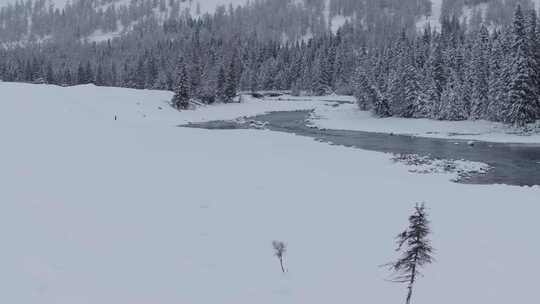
[0,0,248,14]
[418,0,540,30]
[1,82,539,304]
[0,0,65,7]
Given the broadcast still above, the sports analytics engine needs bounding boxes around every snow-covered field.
[309,102,540,144]
[1,83,539,304]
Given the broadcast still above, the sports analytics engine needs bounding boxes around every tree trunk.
[279,257,285,273]
[406,246,419,304]
[406,283,413,304]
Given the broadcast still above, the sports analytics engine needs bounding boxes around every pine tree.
[527,9,540,119]
[401,62,420,118]
[470,25,490,120]
[373,90,392,118]
[216,65,228,103]
[353,66,373,111]
[239,68,251,92]
[507,45,537,126]
[387,69,404,116]
[95,63,104,86]
[439,70,468,121]
[85,61,94,84]
[224,58,237,103]
[429,40,447,103]
[45,62,54,84]
[172,60,190,110]
[134,58,145,89]
[512,5,527,53]
[111,63,118,87]
[413,74,437,118]
[452,45,472,118]
[386,35,412,117]
[505,5,537,126]
[77,63,86,84]
[387,203,434,304]
[487,30,509,121]
[312,49,333,96]
[63,68,72,86]
[291,79,301,96]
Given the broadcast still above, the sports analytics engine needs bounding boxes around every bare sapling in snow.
[386,203,434,304]
[272,240,287,273]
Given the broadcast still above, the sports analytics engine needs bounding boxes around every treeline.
[0,0,312,43]
[0,0,437,44]
[0,0,430,102]
[354,5,540,126]
[1,0,539,126]
[442,0,537,26]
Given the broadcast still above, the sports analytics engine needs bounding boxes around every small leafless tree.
[272,240,287,273]
[386,203,434,304]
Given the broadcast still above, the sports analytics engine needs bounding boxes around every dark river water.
[183,110,540,186]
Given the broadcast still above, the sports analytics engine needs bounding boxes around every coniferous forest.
[1,0,539,126]
[2,3,540,302]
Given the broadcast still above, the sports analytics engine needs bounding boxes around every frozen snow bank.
[309,102,540,144]
[0,82,326,127]
[392,154,491,182]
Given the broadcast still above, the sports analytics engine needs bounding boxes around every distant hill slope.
[0,0,251,44]
[418,0,540,30]
[0,0,433,45]
[0,0,248,13]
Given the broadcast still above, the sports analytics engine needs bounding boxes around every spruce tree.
[439,70,468,121]
[527,9,540,119]
[216,65,228,103]
[354,66,373,111]
[373,90,392,118]
[505,5,537,126]
[413,74,437,118]
[470,25,490,120]
[507,45,537,126]
[224,58,237,103]
[487,30,509,121]
[172,60,190,110]
[77,63,86,84]
[95,63,104,86]
[387,203,434,304]
[429,40,447,102]
[400,62,420,118]
[85,61,93,84]
[45,63,54,84]
[134,58,145,89]
[312,49,332,96]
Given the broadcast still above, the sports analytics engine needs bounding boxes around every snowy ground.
[1,83,539,304]
[309,101,540,144]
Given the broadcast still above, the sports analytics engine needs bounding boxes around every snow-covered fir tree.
[387,203,434,304]
[172,59,191,110]
[439,70,468,121]
[507,45,537,126]
[505,5,537,126]
[470,25,490,120]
